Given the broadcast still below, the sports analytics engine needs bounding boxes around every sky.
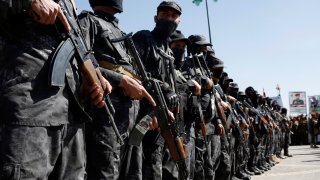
[76,0,320,115]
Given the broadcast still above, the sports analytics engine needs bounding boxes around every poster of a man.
[292,93,304,105]
[289,92,307,114]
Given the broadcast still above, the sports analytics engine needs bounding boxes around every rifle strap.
[98,60,142,81]
[176,70,187,83]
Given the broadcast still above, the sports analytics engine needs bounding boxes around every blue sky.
[76,0,320,114]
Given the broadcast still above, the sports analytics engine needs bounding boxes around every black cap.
[238,91,246,97]
[157,1,182,15]
[224,77,233,83]
[281,107,287,115]
[208,56,224,69]
[188,35,212,46]
[229,82,239,89]
[170,30,191,45]
[245,86,255,95]
[221,72,228,77]
[89,0,123,13]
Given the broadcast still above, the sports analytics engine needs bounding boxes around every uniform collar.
[94,11,119,24]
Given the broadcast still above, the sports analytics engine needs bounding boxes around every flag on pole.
[276,84,281,96]
[193,0,218,6]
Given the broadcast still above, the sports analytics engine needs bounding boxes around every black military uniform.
[78,0,142,179]
[182,34,224,180]
[0,0,88,179]
[132,1,181,179]
[163,30,192,179]
[227,83,251,180]
[281,108,292,157]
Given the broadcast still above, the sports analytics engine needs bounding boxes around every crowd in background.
[290,113,320,148]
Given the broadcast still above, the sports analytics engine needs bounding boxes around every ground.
[252,145,320,180]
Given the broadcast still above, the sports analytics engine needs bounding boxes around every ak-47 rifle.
[125,33,188,180]
[227,103,245,142]
[49,0,123,145]
[184,54,209,146]
[242,101,269,134]
[189,53,228,132]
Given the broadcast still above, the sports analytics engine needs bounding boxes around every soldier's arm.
[1,0,70,31]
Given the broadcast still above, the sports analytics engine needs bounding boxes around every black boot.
[284,149,293,157]
[244,167,255,176]
[236,170,251,180]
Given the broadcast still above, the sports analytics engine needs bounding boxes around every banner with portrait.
[308,95,320,113]
[289,91,307,114]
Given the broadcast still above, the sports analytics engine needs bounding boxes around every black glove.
[161,82,179,109]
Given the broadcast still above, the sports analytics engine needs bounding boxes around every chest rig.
[146,33,177,92]
[91,13,133,68]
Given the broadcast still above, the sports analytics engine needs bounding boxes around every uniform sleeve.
[0,0,32,23]
[99,67,123,87]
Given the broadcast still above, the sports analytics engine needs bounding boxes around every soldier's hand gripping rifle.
[227,103,245,143]
[49,0,124,145]
[126,33,188,180]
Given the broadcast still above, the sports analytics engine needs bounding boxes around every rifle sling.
[98,60,142,81]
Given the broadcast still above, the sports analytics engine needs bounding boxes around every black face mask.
[228,89,238,98]
[211,68,223,79]
[238,96,245,102]
[154,19,178,39]
[249,92,258,104]
[171,48,185,68]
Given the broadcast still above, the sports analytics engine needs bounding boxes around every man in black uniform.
[166,30,202,179]
[133,1,181,179]
[0,0,107,179]
[227,82,251,180]
[183,34,224,180]
[281,107,292,157]
[78,0,156,179]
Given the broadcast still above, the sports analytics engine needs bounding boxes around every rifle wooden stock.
[214,96,228,128]
[81,60,105,94]
[201,120,207,138]
[162,129,186,161]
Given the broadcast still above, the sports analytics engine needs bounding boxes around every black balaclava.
[237,92,246,102]
[154,19,178,39]
[171,48,185,69]
[257,95,266,106]
[212,68,223,84]
[228,87,239,99]
[89,0,123,13]
[281,107,287,116]
[245,86,258,108]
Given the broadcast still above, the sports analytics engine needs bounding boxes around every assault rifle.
[242,101,269,134]
[125,33,188,180]
[49,0,123,145]
[227,103,245,142]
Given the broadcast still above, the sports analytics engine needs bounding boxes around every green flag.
[193,0,218,6]
[192,0,203,6]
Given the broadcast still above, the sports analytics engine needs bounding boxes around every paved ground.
[251,145,320,180]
